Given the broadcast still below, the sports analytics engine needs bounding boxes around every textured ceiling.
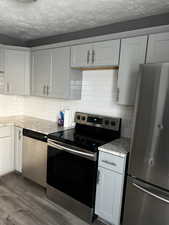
[0,0,169,40]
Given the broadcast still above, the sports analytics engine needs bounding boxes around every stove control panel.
[75,112,121,131]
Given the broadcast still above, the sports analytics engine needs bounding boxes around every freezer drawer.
[122,176,169,225]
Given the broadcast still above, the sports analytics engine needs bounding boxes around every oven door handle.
[48,140,96,161]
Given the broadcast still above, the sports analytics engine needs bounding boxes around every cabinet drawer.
[0,126,11,138]
[99,151,125,174]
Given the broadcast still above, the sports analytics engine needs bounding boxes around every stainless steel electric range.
[47,112,121,223]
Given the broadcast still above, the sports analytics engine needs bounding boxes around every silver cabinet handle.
[157,124,164,130]
[132,183,169,204]
[6,82,9,92]
[43,85,46,95]
[46,85,49,96]
[102,160,116,166]
[117,87,120,101]
[18,130,22,140]
[92,49,95,64]
[87,50,90,64]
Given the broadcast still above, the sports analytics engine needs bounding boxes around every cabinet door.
[5,49,30,95]
[147,32,169,63]
[71,43,92,68]
[14,127,23,173]
[0,136,14,176]
[31,49,51,97]
[117,36,147,105]
[51,47,70,98]
[22,137,47,187]
[51,47,82,99]
[93,40,120,67]
[95,167,123,225]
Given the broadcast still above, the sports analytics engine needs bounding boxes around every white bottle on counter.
[64,109,73,128]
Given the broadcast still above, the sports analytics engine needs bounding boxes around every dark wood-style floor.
[0,173,104,225]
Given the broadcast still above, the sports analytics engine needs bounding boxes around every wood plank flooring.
[0,173,104,225]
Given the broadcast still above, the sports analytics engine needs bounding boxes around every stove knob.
[105,120,109,126]
[77,115,81,120]
[111,121,116,126]
[82,116,86,121]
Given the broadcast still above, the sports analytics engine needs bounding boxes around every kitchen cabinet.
[71,43,92,68]
[31,49,51,97]
[22,136,47,187]
[14,127,23,173]
[95,151,126,225]
[51,47,82,99]
[147,32,169,63]
[4,47,30,95]
[0,125,14,176]
[31,47,82,99]
[71,39,120,68]
[117,36,147,105]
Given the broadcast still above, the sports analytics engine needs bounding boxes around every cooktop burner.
[48,112,121,152]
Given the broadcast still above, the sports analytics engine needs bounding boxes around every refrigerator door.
[123,176,169,225]
[129,63,169,190]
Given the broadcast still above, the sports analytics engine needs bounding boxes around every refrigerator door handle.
[132,182,169,204]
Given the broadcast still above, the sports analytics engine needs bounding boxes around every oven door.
[47,139,97,208]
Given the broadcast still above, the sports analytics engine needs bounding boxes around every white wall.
[0,70,134,137]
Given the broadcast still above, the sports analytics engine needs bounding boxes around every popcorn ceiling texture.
[0,70,134,138]
[0,0,169,40]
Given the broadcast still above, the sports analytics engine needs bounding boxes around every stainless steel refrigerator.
[123,63,169,225]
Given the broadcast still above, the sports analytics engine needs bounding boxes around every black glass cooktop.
[48,124,120,152]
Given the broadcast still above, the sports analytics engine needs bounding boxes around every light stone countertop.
[0,115,70,135]
[98,137,130,157]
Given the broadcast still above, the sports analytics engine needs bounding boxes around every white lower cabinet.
[14,127,23,173]
[0,125,14,176]
[95,152,126,225]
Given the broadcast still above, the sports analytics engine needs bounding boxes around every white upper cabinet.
[147,32,169,63]
[93,40,120,66]
[117,36,147,105]
[71,43,92,68]
[31,47,82,99]
[31,49,52,97]
[51,47,82,99]
[4,47,30,95]
[71,40,120,68]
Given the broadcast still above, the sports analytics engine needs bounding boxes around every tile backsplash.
[0,70,134,138]
[0,95,24,116]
